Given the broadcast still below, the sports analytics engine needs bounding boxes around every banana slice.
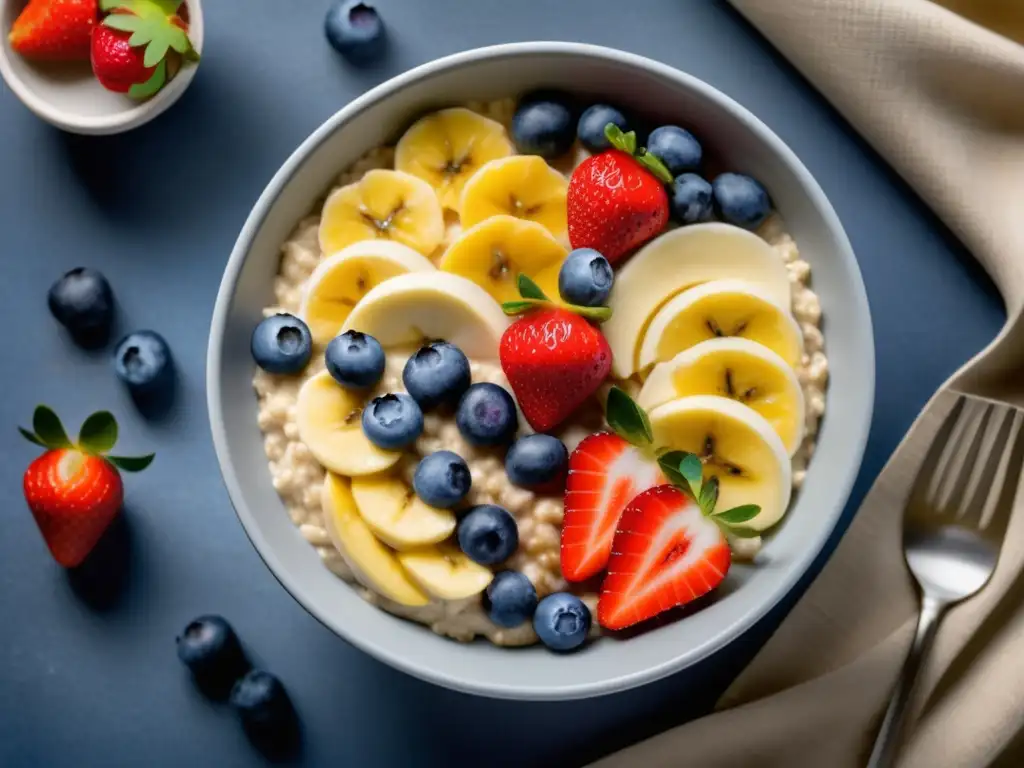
[397,542,494,600]
[460,156,569,239]
[296,371,402,476]
[322,472,430,607]
[637,279,803,370]
[300,241,437,345]
[439,215,567,304]
[648,395,792,531]
[341,271,510,360]
[350,474,457,551]
[395,108,514,212]
[604,224,792,379]
[319,169,445,257]
[637,338,806,455]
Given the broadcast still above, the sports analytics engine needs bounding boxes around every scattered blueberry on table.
[114,330,174,397]
[325,1,387,65]
[251,313,312,375]
[670,173,715,225]
[646,125,702,176]
[176,615,250,698]
[413,450,471,509]
[484,571,538,628]
[230,669,299,758]
[456,382,518,446]
[512,91,576,159]
[505,434,568,490]
[325,330,385,389]
[558,248,613,307]
[457,504,519,566]
[533,593,591,652]
[577,104,628,153]
[402,340,472,409]
[361,393,424,450]
[47,267,115,348]
[712,172,772,230]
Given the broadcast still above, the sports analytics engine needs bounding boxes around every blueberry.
[361,393,423,450]
[325,330,385,389]
[47,267,115,347]
[251,313,312,375]
[402,340,471,409]
[413,450,471,509]
[533,593,591,652]
[230,670,298,756]
[670,173,714,225]
[646,126,703,177]
[176,615,249,696]
[512,92,575,159]
[577,104,629,153]
[712,172,772,230]
[505,434,568,489]
[114,330,174,396]
[558,248,613,307]
[456,383,518,447]
[325,1,386,65]
[484,571,538,628]
[457,504,518,566]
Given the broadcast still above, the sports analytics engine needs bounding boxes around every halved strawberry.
[560,386,665,582]
[561,432,664,581]
[598,485,731,630]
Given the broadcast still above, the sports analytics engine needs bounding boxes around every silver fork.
[867,394,1024,768]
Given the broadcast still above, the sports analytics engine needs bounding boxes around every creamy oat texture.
[253,99,828,646]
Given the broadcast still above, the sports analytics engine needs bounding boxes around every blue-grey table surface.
[0,1,1005,766]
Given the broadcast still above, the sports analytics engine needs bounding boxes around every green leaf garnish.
[714,504,761,525]
[721,525,760,539]
[606,386,652,446]
[636,150,674,184]
[604,123,638,155]
[571,305,613,323]
[517,274,549,302]
[107,454,156,472]
[657,450,688,487]
[32,406,72,450]
[679,453,704,498]
[501,299,546,316]
[18,427,47,448]
[698,476,719,515]
[129,59,167,100]
[79,411,118,455]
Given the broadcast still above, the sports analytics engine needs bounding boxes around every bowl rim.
[0,0,203,135]
[208,41,875,700]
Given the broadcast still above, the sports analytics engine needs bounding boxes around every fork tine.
[945,403,994,520]
[907,395,966,511]
[984,409,1024,542]
[959,404,1012,527]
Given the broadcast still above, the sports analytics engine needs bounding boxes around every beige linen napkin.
[592,2,1024,766]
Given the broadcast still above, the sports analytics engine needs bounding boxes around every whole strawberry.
[567,125,672,265]
[91,0,199,99]
[8,0,97,61]
[498,275,613,433]
[20,406,154,567]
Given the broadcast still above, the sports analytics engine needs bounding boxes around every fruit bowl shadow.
[208,42,874,701]
[0,0,203,135]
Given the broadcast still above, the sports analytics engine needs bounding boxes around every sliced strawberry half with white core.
[598,484,731,630]
[561,432,665,582]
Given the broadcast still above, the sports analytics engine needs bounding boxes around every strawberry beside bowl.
[208,43,875,700]
[0,0,202,135]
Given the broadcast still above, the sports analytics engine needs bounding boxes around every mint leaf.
[698,476,719,515]
[517,274,549,302]
[636,151,674,184]
[129,59,167,100]
[501,299,546,316]
[107,454,155,472]
[723,525,760,539]
[606,386,652,446]
[679,453,704,498]
[568,304,612,323]
[715,504,761,525]
[605,124,637,154]
[18,427,47,448]
[79,411,118,455]
[32,406,71,450]
[657,450,689,488]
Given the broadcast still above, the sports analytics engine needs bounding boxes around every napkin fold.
[592,2,1024,766]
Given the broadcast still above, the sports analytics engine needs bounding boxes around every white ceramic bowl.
[0,0,203,135]
[208,42,874,701]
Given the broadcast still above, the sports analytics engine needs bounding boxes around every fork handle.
[867,596,945,768]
